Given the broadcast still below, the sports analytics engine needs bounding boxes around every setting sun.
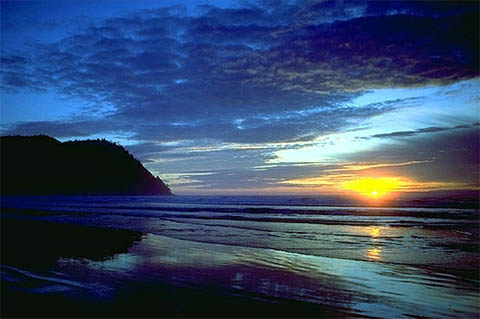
[342,177,401,198]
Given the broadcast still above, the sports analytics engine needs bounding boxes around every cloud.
[340,127,480,186]
[263,127,480,193]
[0,119,129,138]
[1,1,478,145]
[366,123,478,139]
[364,1,478,17]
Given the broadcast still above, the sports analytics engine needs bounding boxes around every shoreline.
[2,205,479,271]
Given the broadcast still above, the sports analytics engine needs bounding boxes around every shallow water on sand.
[1,195,479,318]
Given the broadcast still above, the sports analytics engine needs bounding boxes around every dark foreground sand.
[1,217,353,318]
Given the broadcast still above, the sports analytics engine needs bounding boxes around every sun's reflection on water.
[365,227,382,261]
[366,247,382,261]
[368,227,381,238]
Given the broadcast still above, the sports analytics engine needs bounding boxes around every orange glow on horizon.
[342,177,401,198]
[268,174,470,198]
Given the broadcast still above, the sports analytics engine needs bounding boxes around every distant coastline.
[0,135,172,196]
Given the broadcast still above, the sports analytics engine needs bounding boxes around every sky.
[1,0,479,199]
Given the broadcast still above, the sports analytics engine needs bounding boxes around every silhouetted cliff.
[0,135,172,195]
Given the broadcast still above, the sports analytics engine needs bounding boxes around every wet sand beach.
[1,218,351,318]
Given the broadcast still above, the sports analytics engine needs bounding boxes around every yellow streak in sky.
[280,174,469,197]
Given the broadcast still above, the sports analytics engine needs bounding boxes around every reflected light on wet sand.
[366,247,382,261]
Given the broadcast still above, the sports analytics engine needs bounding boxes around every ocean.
[1,195,479,318]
